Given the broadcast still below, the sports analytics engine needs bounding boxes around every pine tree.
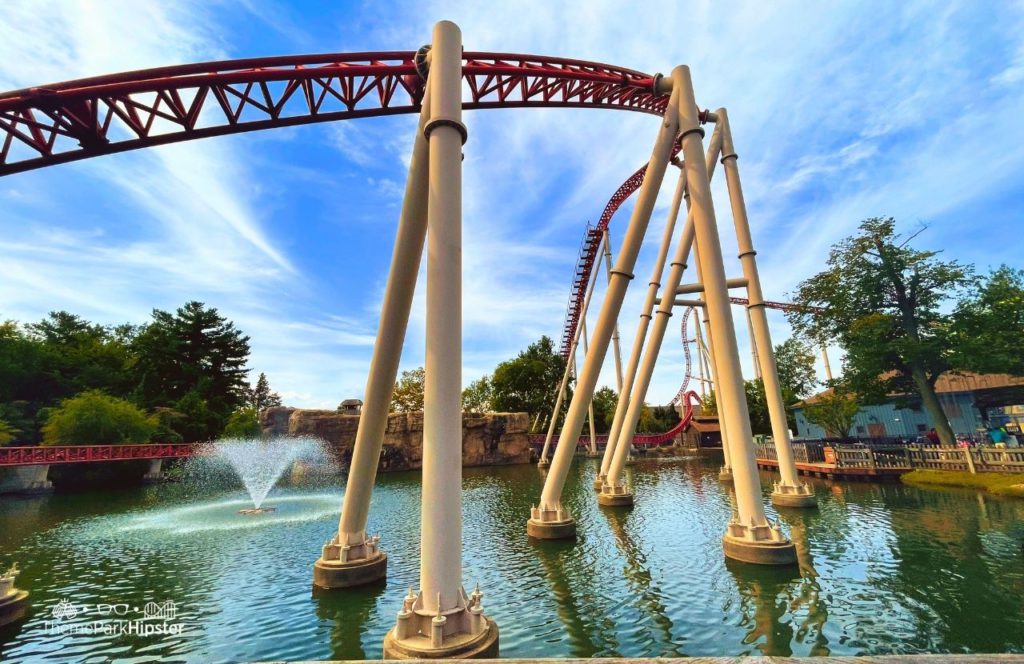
[248,372,283,411]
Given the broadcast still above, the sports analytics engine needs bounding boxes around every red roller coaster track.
[0,51,678,176]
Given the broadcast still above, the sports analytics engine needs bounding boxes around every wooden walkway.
[754,455,910,481]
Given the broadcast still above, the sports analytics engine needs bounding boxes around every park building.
[791,372,1024,442]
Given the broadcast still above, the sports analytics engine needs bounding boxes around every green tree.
[774,338,818,400]
[591,386,618,432]
[950,265,1024,376]
[692,382,771,434]
[801,381,860,439]
[462,375,493,414]
[42,391,156,446]
[223,407,261,439]
[0,418,17,446]
[788,218,971,445]
[490,336,569,424]
[391,367,425,413]
[247,372,282,412]
[132,301,250,440]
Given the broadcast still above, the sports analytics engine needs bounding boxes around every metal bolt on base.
[719,466,734,483]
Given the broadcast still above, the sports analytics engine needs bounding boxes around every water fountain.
[208,436,326,513]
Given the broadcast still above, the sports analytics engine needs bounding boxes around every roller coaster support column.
[595,167,686,491]
[582,316,598,457]
[693,241,734,482]
[384,21,498,659]
[528,73,680,539]
[719,108,815,510]
[314,82,433,593]
[600,121,723,507]
[821,346,834,381]
[602,229,626,393]
[675,80,795,566]
[540,233,606,466]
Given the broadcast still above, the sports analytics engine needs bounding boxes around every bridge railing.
[0,443,195,466]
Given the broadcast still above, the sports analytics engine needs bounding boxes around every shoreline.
[901,469,1024,498]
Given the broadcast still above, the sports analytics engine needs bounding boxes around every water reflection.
[312,582,385,660]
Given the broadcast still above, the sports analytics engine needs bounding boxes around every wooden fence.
[756,440,1024,475]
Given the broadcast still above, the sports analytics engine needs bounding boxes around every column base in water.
[537,457,550,468]
[383,588,499,659]
[718,466,734,483]
[592,474,606,491]
[624,456,636,467]
[312,533,387,589]
[0,590,28,628]
[527,505,576,540]
[771,481,818,508]
[597,483,634,507]
[586,450,599,458]
[722,519,796,566]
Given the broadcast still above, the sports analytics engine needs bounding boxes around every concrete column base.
[384,616,499,659]
[527,517,576,540]
[597,491,634,507]
[722,534,797,565]
[771,483,818,508]
[0,590,29,628]
[585,450,599,458]
[624,457,635,466]
[592,476,605,491]
[313,551,387,589]
[537,457,550,468]
[718,467,733,483]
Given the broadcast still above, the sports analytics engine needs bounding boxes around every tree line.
[0,301,281,446]
[390,336,680,434]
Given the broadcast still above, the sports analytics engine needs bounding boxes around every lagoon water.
[1,455,1023,662]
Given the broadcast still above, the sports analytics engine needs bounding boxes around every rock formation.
[259,407,531,472]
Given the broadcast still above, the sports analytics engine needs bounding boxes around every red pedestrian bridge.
[0,443,196,467]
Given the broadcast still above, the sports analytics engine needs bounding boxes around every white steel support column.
[384,21,498,659]
[528,75,680,540]
[693,242,733,483]
[539,235,606,466]
[602,229,626,394]
[719,108,815,509]
[582,316,598,456]
[596,168,686,491]
[673,80,794,565]
[821,346,834,382]
[747,309,762,380]
[601,123,723,507]
[313,87,433,591]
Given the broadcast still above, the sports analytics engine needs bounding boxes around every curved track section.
[528,389,701,450]
[0,52,671,176]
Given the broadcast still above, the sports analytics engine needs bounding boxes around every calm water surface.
[1,456,1023,662]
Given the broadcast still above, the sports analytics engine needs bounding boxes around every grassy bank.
[902,469,1024,498]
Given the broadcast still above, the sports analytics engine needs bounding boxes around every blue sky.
[1,1,1022,408]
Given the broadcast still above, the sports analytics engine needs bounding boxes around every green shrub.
[42,391,156,446]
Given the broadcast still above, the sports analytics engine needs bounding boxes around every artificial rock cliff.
[260,407,532,472]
